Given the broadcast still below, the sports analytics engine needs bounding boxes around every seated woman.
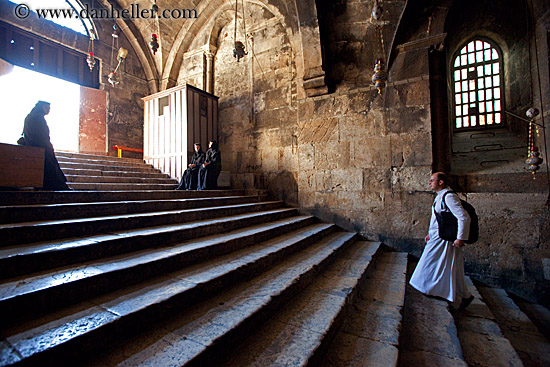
[198,140,221,190]
[176,143,205,190]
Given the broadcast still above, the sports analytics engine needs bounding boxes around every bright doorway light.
[0,65,80,152]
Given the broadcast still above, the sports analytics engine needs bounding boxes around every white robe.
[409,188,472,302]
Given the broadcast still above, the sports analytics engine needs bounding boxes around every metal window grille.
[451,39,504,129]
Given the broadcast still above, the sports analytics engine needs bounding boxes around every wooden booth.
[142,84,219,180]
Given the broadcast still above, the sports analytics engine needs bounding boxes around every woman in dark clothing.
[176,143,205,190]
[198,140,221,190]
[21,101,70,191]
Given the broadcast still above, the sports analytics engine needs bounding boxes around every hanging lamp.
[150,1,160,54]
[525,107,543,177]
[86,30,96,71]
[233,0,247,62]
[370,0,388,94]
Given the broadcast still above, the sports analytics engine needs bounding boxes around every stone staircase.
[56,151,179,190]
[0,153,548,367]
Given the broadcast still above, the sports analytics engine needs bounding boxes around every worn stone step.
[319,251,408,367]
[0,190,249,206]
[222,240,382,367]
[0,201,285,246]
[476,284,550,367]
[453,277,523,367]
[0,195,259,224]
[0,228,354,366]
[67,182,178,191]
[76,231,358,367]
[0,218,327,328]
[59,161,159,173]
[0,208,300,281]
[399,259,467,367]
[62,168,170,179]
[509,294,550,341]
[65,174,178,184]
[56,156,151,168]
[55,151,144,164]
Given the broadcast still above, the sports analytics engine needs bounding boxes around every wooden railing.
[112,145,143,158]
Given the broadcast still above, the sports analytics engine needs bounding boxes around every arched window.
[451,39,504,129]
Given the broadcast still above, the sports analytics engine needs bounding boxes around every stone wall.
[184,0,549,305]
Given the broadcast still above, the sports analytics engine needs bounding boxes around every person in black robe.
[198,140,221,190]
[20,101,70,190]
[176,143,205,190]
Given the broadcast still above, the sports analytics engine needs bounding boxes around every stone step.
[0,218,328,328]
[55,151,144,164]
[62,168,171,179]
[319,251,408,367]
[0,195,259,224]
[509,294,550,341]
[0,209,301,281]
[399,259,467,367]
[0,201,285,246]
[476,284,550,367]
[453,277,524,367]
[76,231,358,367]
[0,229,355,366]
[0,189,250,206]
[222,241,383,367]
[57,156,151,168]
[59,161,159,173]
[67,182,178,191]
[65,174,178,184]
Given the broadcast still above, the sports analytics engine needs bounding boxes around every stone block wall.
[183,0,549,305]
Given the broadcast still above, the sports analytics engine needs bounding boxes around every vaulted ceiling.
[103,0,326,95]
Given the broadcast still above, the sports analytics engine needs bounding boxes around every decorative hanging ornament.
[525,146,543,174]
[150,34,159,54]
[372,58,387,94]
[108,72,119,87]
[150,1,160,55]
[233,41,247,62]
[86,52,95,72]
[371,1,383,21]
[87,31,96,72]
[525,107,543,177]
[233,0,247,62]
[108,47,128,87]
[112,24,119,39]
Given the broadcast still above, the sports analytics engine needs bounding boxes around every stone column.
[295,0,328,97]
[204,50,214,94]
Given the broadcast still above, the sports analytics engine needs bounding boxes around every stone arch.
[163,0,295,90]
[162,0,326,97]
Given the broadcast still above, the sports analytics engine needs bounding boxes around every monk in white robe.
[409,172,474,309]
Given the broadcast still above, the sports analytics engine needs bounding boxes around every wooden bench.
[0,143,44,188]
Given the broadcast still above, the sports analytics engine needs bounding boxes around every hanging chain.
[234,0,238,45]
[378,27,385,60]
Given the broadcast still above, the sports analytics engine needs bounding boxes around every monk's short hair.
[435,172,448,185]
